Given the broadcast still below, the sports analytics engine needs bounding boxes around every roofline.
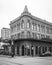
[10,14,52,26]
[10,6,52,26]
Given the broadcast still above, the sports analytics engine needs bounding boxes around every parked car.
[39,51,52,57]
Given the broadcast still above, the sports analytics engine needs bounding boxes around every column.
[38,46,39,55]
[47,46,49,51]
[34,46,36,56]
[30,45,31,56]
[41,47,43,54]
[19,46,22,56]
[15,45,17,55]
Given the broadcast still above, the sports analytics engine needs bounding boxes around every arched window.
[21,20,24,29]
[27,19,30,28]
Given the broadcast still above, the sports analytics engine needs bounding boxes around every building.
[1,28,11,40]
[10,6,52,56]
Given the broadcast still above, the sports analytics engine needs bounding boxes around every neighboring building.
[10,6,52,56]
[1,28,11,40]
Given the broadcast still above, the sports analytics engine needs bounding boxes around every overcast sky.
[0,0,52,37]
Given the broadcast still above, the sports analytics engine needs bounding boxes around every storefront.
[12,38,52,56]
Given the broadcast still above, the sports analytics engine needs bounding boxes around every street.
[0,55,52,65]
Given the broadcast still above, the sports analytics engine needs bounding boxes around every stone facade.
[10,6,52,56]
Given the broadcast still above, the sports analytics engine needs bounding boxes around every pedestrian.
[11,52,14,57]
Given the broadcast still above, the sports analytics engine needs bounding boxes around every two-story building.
[10,6,52,56]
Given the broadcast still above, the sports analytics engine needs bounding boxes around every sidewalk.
[0,55,52,65]
[0,55,41,65]
[0,55,36,65]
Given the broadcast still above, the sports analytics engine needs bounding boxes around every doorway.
[31,46,34,56]
[22,45,24,56]
[17,46,19,55]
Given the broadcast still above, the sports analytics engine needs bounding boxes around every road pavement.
[0,55,52,65]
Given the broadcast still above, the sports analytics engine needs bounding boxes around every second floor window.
[17,23,20,30]
[32,23,37,31]
[14,25,16,32]
[37,34,40,39]
[21,20,24,29]
[41,25,45,33]
[27,19,30,28]
[32,23,34,30]
[50,28,52,34]
[37,24,40,32]
[46,27,49,34]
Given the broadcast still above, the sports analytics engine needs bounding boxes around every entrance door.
[17,46,19,55]
[22,45,24,56]
[27,49,30,56]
